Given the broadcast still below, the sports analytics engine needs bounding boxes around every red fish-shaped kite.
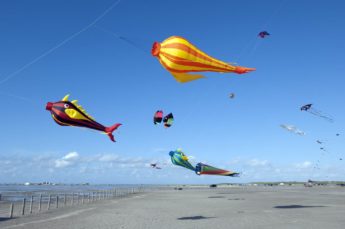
[46,94,121,142]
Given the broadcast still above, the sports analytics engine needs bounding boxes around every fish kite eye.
[64,104,70,108]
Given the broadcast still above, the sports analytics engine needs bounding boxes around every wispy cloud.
[55,152,80,168]
[224,157,345,182]
[280,124,306,136]
[1,152,345,184]
[98,154,119,162]
[246,159,269,167]
[294,161,312,169]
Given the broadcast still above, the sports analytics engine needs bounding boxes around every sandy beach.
[1,186,344,229]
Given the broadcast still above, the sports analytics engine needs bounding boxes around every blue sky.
[1,0,345,184]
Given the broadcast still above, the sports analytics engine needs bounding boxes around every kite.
[316,140,323,144]
[300,104,333,122]
[150,163,162,169]
[163,113,174,128]
[152,36,255,83]
[229,93,235,99]
[300,104,312,111]
[195,163,239,177]
[154,110,163,125]
[280,124,305,136]
[169,149,240,177]
[169,149,195,171]
[258,31,270,38]
[46,94,121,142]
[153,111,173,128]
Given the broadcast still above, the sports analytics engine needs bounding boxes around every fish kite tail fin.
[234,66,256,74]
[105,123,122,142]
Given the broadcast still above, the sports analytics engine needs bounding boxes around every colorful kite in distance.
[163,113,174,128]
[258,31,270,38]
[153,110,163,125]
[300,104,333,122]
[152,36,255,83]
[150,163,162,169]
[169,149,195,171]
[195,163,239,177]
[229,93,235,99]
[46,94,121,142]
[300,104,312,111]
[169,149,240,177]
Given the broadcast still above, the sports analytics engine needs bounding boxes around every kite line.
[0,0,122,85]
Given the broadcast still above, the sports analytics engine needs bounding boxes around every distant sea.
[0,184,149,201]
[0,184,147,193]
[0,184,146,193]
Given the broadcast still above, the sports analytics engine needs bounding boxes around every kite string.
[0,91,42,107]
[307,109,334,122]
[233,36,258,63]
[236,0,288,63]
[0,0,122,86]
[261,0,289,29]
[180,0,290,173]
[178,4,276,136]
[93,26,150,55]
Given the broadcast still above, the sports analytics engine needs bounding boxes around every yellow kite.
[151,36,255,83]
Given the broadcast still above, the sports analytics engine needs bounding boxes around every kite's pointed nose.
[234,66,256,74]
[151,42,161,56]
[46,102,53,111]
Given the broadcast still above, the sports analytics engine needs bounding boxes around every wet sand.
[1,186,345,229]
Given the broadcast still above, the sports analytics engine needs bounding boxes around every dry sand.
[1,186,345,229]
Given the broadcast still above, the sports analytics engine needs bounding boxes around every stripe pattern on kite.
[195,163,239,177]
[152,36,255,82]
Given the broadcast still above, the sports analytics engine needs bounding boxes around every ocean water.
[0,184,142,193]
[0,184,146,202]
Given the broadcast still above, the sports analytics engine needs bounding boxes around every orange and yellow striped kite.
[151,36,255,83]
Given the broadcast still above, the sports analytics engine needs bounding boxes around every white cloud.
[295,161,312,169]
[2,151,345,184]
[247,159,269,167]
[63,152,79,160]
[98,154,119,162]
[228,158,241,165]
[55,152,80,168]
[97,154,148,167]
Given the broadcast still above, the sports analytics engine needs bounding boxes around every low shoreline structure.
[0,186,146,219]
